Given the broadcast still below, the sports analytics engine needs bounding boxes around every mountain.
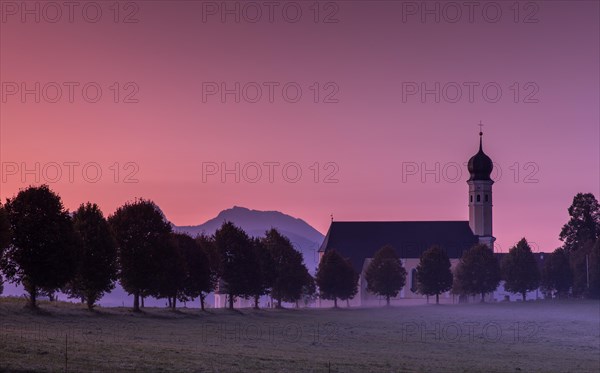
[174,206,324,273]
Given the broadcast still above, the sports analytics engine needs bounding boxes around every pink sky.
[1,1,598,253]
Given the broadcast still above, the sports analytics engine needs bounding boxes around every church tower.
[467,130,495,248]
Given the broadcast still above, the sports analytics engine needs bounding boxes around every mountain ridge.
[173,206,325,273]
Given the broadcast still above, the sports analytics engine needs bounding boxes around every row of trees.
[0,186,597,310]
[318,238,534,306]
[0,185,318,311]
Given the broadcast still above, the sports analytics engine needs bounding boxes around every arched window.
[477,194,481,202]
[410,269,418,293]
[470,195,473,203]
[485,194,489,202]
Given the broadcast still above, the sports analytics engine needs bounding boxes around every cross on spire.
[478,121,484,151]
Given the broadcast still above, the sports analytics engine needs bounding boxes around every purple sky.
[1,1,599,254]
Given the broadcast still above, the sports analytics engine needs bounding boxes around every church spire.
[478,121,484,152]
[468,121,493,181]
[467,123,495,247]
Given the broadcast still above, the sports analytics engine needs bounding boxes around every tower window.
[485,194,489,202]
[477,194,481,202]
[470,195,473,203]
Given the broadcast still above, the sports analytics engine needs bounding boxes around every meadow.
[0,298,598,372]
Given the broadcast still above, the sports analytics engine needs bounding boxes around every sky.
[0,0,598,254]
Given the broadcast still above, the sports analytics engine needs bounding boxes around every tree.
[178,233,212,311]
[108,199,172,312]
[0,185,76,308]
[501,238,540,301]
[589,239,600,299]
[0,204,10,296]
[416,245,453,304]
[195,234,218,310]
[214,222,260,309]
[558,193,600,298]
[560,193,600,255]
[263,229,309,308]
[250,237,276,309]
[541,248,572,298]
[0,204,10,252]
[154,233,190,310]
[300,272,317,307]
[570,238,600,298]
[365,245,407,306]
[316,249,358,308]
[66,203,118,310]
[454,244,500,302]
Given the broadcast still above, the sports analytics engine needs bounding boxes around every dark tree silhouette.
[195,234,218,310]
[0,204,10,252]
[541,248,572,298]
[174,233,212,311]
[454,244,500,302]
[316,249,358,308]
[263,229,309,308]
[589,239,600,299]
[250,237,276,309]
[558,193,600,298]
[108,199,172,312]
[214,222,260,309]
[0,204,10,295]
[501,238,540,301]
[66,203,118,310]
[570,237,600,298]
[155,232,190,310]
[560,193,600,254]
[416,245,453,304]
[365,245,407,306]
[300,271,317,307]
[1,185,76,308]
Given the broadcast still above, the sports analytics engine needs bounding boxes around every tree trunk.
[141,296,145,308]
[333,298,338,308]
[522,292,526,302]
[436,293,439,304]
[254,295,260,309]
[277,298,282,309]
[27,286,37,309]
[172,297,177,310]
[228,293,234,309]
[200,294,205,311]
[133,292,140,312]
[168,297,172,308]
[480,292,485,302]
[86,293,95,311]
[386,296,390,306]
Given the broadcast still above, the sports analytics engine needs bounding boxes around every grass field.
[0,298,598,372]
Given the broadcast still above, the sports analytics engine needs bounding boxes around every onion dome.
[467,131,493,181]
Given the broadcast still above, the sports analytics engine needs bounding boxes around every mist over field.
[1,298,598,372]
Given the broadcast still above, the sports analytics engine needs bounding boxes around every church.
[317,131,502,306]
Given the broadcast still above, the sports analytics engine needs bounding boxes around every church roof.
[319,221,479,272]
